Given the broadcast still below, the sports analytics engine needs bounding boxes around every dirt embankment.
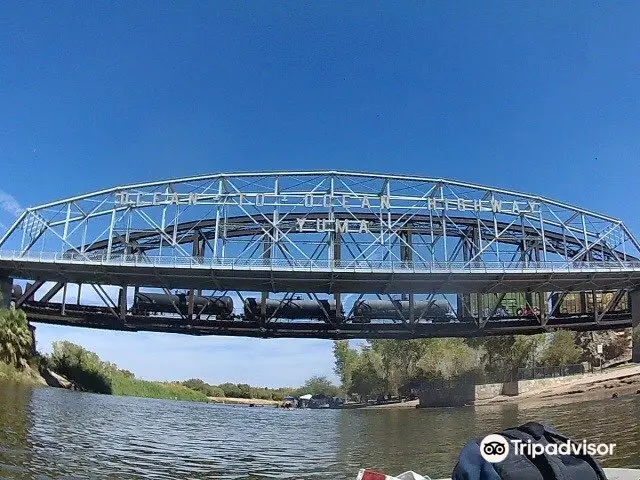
[476,365,640,409]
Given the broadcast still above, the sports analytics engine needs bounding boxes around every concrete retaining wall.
[474,382,503,400]
[517,374,585,395]
[415,376,476,407]
[416,372,589,407]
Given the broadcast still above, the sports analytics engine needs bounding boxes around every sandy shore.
[363,399,420,409]
[475,364,640,409]
[207,396,280,406]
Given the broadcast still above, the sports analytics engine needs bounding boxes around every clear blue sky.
[1,3,640,387]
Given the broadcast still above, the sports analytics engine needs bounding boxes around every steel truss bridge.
[1,171,639,339]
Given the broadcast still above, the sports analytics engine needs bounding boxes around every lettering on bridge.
[115,192,540,216]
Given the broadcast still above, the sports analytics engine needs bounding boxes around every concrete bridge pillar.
[0,276,12,308]
[632,290,640,363]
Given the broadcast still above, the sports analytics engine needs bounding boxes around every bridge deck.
[2,253,640,293]
[22,302,632,339]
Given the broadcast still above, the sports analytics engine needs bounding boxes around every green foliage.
[333,340,358,389]
[540,331,582,366]
[328,339,479,399]
[294,375,341,397]
[416,338,478,380]
[0,360,42,385]
[331,332,595,399]
[467,334,544,378]
[48,341,207,401]
[182,378,225,397]
[0,308,33,368]
[237,383,252,398]
[219,382,241,398]
[49,341,113,393]
[349,347,386,398]
[267,388,290,402]
[182,379,289,401]
[110,375,207,401]
[370,339,427,395]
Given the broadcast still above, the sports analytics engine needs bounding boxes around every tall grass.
[48,341,208,402]
[109,374,208,401]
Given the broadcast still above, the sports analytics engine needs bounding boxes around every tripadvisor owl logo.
[480,434,510,463]
[479,433,616,463]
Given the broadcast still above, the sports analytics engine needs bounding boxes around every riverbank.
[0,360,210,402]
[476,364,640,408]
[0,361,46,386]
[207,396,280,406]
[362,399,420,409]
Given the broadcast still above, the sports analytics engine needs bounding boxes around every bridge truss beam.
[1,171,639,340]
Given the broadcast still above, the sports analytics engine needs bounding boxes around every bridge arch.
[0,171,639,344]
[1,171,639,269]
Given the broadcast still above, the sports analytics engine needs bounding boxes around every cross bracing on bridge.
[0,171,639,339]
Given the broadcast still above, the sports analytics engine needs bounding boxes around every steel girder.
[0,171,639,296]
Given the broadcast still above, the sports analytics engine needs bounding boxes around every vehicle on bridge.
[243,297,341,322]
[351,299,455,323]
[132,292,234,319]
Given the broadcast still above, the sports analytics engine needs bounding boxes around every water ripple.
[0,384,638,479]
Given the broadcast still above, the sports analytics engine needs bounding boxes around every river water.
[0,384,638,479]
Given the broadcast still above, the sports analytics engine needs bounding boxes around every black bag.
[452,421,608,480]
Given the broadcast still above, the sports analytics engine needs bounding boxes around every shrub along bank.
[182,378,295,401]
[0,307,43,385]
[48,341,208,402]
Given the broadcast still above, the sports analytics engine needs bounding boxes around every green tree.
[270,388,290,402]
[299,375,340,397]
[237,383,252,398]
[540,331,582,366]
[208,385,225,397]
[333,340,359,390]
[349,347,386,398]
[182,378,218,396]
[416,338,478,380]
[219,382,241,398]
[49,341,112,393]
[467,334,544,379]
[0,308,33,368]
[370,339,428,395]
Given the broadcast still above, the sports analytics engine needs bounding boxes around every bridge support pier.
[1,276,12,308]
[632,290,640,363]
[28,323,36,355]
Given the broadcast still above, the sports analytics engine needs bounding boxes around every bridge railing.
[1,250,640,272]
